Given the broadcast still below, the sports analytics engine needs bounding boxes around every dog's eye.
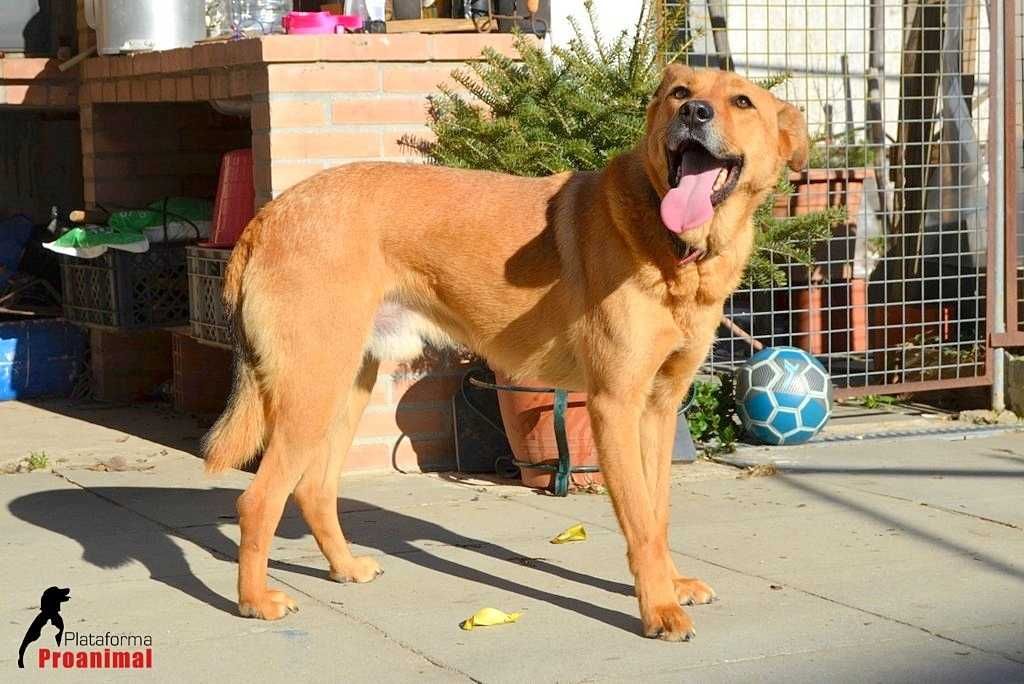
[669,86,691,100]
[733,95,754,109]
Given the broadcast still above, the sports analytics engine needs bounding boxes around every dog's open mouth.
[660,140,743,236]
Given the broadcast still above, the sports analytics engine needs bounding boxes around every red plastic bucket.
[208,149,254,248]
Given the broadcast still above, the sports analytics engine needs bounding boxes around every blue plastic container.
[0,319,87,401]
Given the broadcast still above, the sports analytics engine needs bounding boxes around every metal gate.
[1000,0,1024,346]
[666,0,1015,400]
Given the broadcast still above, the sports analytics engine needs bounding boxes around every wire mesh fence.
[666,0,995,395]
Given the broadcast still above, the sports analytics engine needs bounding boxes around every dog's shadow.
[8,486,639,634]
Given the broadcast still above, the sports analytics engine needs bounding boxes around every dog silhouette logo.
[18,586,70,668]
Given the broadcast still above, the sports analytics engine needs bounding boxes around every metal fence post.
[993,0,1007,412]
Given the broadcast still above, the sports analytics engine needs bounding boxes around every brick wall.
[0,57,77,107]
[0,111,83,223]
[345,356,472,473]
[75,33,523,472]
[81,103,249,209]
[0,55,81,223]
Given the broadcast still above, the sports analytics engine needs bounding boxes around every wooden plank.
[385,18,483,33]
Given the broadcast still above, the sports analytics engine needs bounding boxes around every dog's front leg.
[641,359,718,608]
[588,394,695,641]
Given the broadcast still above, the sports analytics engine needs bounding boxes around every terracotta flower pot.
[773,168,871,220]
[774,168,874,283]
[786,277,869,354]
[492,372,602,490]
[869,301,955,350]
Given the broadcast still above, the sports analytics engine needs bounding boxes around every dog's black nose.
[680,100,714,127]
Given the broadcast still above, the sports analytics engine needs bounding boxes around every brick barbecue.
[2,22,524,473]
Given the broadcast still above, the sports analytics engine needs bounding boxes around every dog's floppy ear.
[776,100,809,172]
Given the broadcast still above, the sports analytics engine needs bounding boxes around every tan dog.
[204,64,808,641]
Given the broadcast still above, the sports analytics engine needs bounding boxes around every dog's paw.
[238,589,299,620]
[642,603,696,642]
[674,577,717,605]
[329,555,383,584]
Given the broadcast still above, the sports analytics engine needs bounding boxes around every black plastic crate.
[186,245,233,348]
[60,243,191,329]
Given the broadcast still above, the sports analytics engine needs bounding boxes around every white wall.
[546,0,644,49]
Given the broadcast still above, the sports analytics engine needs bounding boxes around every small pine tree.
[403,0,844,286]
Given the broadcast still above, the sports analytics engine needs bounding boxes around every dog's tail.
[203,220,266,474]
[222,216,257,312]
[203,357,264,474]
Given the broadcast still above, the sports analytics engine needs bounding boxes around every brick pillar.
[248,33,521,207]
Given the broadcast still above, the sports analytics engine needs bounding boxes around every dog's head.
[643,64,809,264]
[40,587,70,612]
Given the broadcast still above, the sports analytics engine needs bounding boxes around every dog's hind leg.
[293,356,383,584]
[235,303,378,619]
[235,426,315,619]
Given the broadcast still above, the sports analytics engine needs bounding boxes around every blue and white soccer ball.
[735,346,832,446]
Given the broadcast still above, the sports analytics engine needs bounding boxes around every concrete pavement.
[1,400,1022,682]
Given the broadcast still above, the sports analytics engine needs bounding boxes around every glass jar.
[227,0,293,34]
[206,0,229,37]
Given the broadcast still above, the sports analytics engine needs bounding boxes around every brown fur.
[203,65,808,638]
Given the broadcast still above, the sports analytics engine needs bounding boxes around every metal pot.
[392,0,422,20]
[84,0,206,55]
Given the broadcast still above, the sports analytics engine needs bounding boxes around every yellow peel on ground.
[550,523,587,544]
[460,608,521,630]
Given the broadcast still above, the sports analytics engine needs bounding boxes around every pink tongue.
[660,168,719,234]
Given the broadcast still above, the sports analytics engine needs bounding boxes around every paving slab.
[1,562,464,681]
[724,431,1024,528]
[0,399,209,467]
[638,635,1024,684]
[270,537,928,683]
[2,401,1023,682]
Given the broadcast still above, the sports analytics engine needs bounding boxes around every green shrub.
[685,376,738,447]
[401,0,681,175]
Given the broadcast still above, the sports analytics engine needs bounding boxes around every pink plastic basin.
[334,15,364,31]
[283,11,341,34]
